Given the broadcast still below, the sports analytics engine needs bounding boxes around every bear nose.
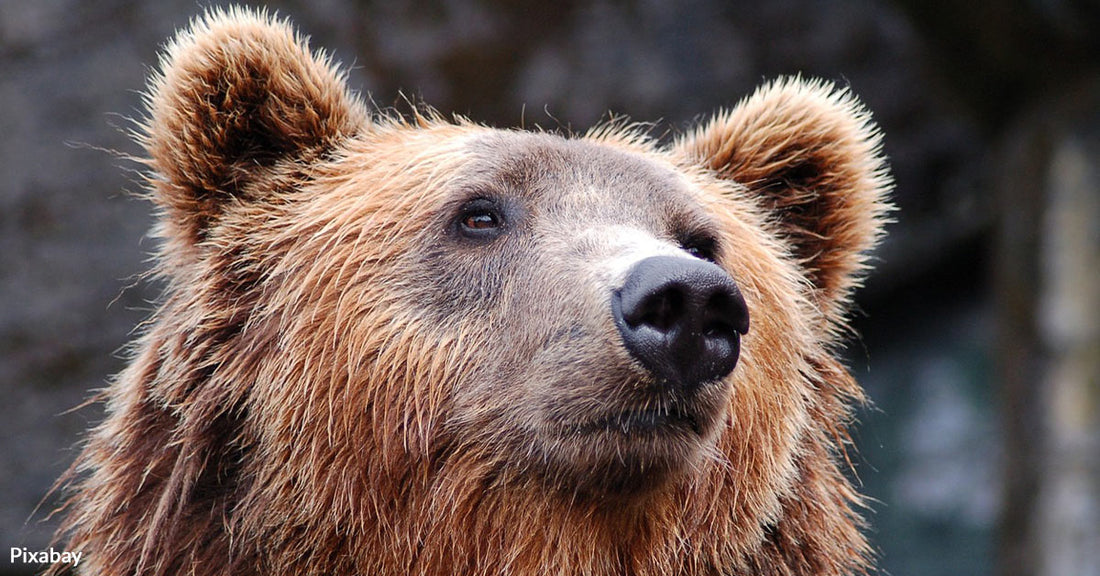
[612,255,750,391]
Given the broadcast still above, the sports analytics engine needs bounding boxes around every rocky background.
[2,1,1097,575]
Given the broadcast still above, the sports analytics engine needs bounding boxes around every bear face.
[400,132,755,496]
[54,8,891,576]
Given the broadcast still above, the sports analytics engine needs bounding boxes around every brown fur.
[54,8,892,576]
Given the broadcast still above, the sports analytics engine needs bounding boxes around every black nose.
[612,255,750,391]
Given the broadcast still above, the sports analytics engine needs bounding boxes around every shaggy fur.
[54,8,892,576]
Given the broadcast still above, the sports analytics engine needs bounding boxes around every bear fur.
[54,7,892,576]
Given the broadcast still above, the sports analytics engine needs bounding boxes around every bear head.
[56,8,891,576]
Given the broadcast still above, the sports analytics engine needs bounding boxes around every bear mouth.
[535,400,722,498]
[570,405,704,437]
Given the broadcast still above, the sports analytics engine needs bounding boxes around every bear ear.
[671,77,893,324]
[142,7,368,248]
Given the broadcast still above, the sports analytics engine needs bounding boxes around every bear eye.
[456,198,506,240]
[463,211,499,230]
[680,234,719,262]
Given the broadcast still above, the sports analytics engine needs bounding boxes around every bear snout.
[612,255,749,392]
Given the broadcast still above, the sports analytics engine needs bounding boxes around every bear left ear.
[671,78,893,324]
[142,7,369,250]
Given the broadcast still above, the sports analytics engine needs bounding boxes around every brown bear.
[53,7,892,576]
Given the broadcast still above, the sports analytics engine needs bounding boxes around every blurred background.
[1,1,1097,575]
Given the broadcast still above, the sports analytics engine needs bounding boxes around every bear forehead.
[453,130,716,225]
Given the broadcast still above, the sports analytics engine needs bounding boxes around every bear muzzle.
[612,255,750,393]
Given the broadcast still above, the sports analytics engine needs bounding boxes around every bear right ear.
[671,78,892,328]
[142,7,368,249]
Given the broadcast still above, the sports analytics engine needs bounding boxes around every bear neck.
[58,297,869,576]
